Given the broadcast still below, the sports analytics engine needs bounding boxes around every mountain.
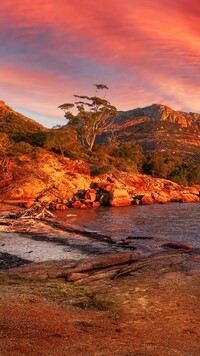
[102,104,200,163]
[1,100,200,164]
[0,100,46,136]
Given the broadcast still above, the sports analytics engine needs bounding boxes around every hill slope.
[0,101,46,131]
[102,104,200,163]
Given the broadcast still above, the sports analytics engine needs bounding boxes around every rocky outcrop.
[0,151,199,209]
[117,104,200,129]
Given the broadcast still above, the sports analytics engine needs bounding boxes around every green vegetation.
[144,152,200,185]
[0,97,199,186]
[0,274,109,311]
[45,126,81,160]
[59,84,117,151]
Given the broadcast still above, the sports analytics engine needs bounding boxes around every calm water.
[56,203,200,247]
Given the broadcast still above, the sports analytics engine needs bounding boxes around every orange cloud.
[0,0,200,125]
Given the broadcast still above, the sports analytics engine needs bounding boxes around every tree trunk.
[88,134,96,151]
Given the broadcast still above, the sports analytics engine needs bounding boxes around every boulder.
[98,183,115,192]
[38,194,57,204]
[109,189,132,207]
[91,201,101,208]
[99,192,111,206]
[140,195,155,205]
[152,193,170,204]
[80,203,90,209]
[71,201,82,208]
[50,202,68,210]
[24,200,36,209]
[84,189,96,202]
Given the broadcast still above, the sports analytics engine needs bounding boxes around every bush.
[91,165,113,176]
[11,142,33,155]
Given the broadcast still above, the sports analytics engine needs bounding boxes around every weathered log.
[74,268,121,285]
[114,253,188,279]
[66,252,140,276]
[67,272,90,282]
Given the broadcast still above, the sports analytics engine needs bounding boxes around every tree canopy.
[59,84,117,151]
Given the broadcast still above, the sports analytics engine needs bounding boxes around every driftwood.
[113,252,189,279]
[66,250,192,285]
[20,203,54,220]
[66,252,140,275]
[65,252,140,285]
[74,268,122,285]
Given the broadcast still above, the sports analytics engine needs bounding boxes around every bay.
[56,203,200,247]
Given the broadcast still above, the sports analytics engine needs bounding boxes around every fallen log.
[114,253,189,279]
[66,252,140,277]
[74,268,121,285]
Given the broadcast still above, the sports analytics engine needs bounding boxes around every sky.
[0,0,200,128]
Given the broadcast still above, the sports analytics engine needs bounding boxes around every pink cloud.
[0,0,200,124]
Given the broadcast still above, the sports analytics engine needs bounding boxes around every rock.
[98,183,115,192]
[107,176,121,188]
[161,242,192,250]
[99,192,111,206]
[181,187,199,196]
[38,194,57,204]
[24,200,35,209]
[84,189,96,202]
[9,188,24,199]
[180,194,199,203]
[71,201,82,209]
[50,203,68,210]
[140,196,154,205]
[80,203,90,209]
[152,193,170,204]
[109,189,132,207]
[132,199,140,205]
[192,256,200,261]
[91,201,101,208]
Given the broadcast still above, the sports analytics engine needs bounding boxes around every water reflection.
[56,203,200,246]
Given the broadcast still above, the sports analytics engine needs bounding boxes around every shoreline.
[1,203,200,355]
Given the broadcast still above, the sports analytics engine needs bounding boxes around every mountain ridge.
[0,100,46,131]
[116,103,200,129]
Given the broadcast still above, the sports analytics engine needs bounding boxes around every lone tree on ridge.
[58,84,117,151]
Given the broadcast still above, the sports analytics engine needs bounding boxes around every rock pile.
[21,174,200,211]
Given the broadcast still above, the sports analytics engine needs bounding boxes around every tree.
[59,84,117,151]
[45,126,80,160]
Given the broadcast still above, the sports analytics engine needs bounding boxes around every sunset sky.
[0,0,200,127]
